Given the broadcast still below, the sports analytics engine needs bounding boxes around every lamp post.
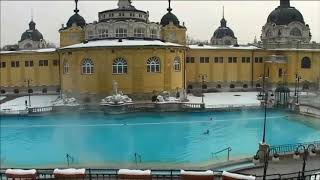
[296,74,302,104]
[295,144,316,180]
[258,64,269,144]
[254,148,277,180]
[199,74,207,104]
[24,79,32,107]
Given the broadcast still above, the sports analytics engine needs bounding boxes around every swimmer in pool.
[203,130,210,135]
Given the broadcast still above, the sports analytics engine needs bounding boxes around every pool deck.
[238,156,320,175]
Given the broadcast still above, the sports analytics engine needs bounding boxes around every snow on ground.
[0,95,59,111]
[187,92,260,108]
[0,96,6,101]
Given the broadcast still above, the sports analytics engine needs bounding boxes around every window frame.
[81,58,94,75]
[146,56,161,73]
[112,57,128,74]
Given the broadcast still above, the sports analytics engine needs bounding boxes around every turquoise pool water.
[1,110,319,168]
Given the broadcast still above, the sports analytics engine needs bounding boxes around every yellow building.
[0,0,319,101]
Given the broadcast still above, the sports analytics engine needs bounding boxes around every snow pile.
[187,92,260,108]
[118,169,151,175]
[222,171,255,180]
[53,168,85,175]
[5,169,37,175]
[180,170,214,176]
[0,95,59,111]
[0,96,6,101]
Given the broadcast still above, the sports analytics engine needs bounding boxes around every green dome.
[267,6,304,25]
[67,13,86,28]
[160,12,180,27]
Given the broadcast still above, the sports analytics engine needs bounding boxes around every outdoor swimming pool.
[1,110,319,168]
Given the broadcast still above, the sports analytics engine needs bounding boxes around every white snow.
[0,95,59,111]
[5,169,37,175]
[180,170,214,176]
[222,171,255,180]
[0,48,56,54]
[61,39,183,50]
[0,96,6,101]
[187,92,260,108]
[53,168,85,175]
[118,169,151,175]
[188,44,260,50]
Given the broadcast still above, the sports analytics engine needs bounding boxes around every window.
[246,57,251,63]
[11,61,19,68]
[42,88,47,94]
[147,56,160,73]
[39,60,48,67]
[0,89,5,94]
[242,57,250,63]
[243,84,248,88]
[28,89,33,94]
[228,57,233,63]
[301,57,311,69]
[116,28,127,38]
[63,63,70,74]
[112,57,128,74]
[290,28,302,36]
[202,84,207,89]
[255,57,263,63]
[14,89,19,94]
[278,68,283,78]
[173,57,181,71]
[214,57,223,63]
[150,29,157,39]
[233,57,237,63]
[88,31,94,39]
[259,57,263,63]
[98,29,108,38]
[200,57,209,63]
[53,60,59,66]
[242,57,246,63]
[266,30,272,37]
[134,28,145,38]
[25,60,34,67]
[0,61,6,68]
[230,84,235,88]
[186,57,195,63]
[256,83,261,88]
[81,58,94,74]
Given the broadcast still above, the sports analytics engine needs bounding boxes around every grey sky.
[1,0,320,47]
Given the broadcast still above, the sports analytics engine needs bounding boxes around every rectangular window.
[219,57,223,63]
[255,57,259,63]
[0,61,6,68]
[200,57,209,63]
[11,61,19,68]
[39,60,48,67]
[39,60,43,66]
[200,57,205,63]
[242,57,246,63]
[190,57,195,63]
[53,59,59,66]
[246,57,251,63]
[278,68,283,78]
[228,57,233,63]
[259,57,263,63]
[233,57,237,63]
[214,57,219,63]
[25,61,29,67]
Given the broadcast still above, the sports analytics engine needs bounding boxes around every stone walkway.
[238,156,320,177]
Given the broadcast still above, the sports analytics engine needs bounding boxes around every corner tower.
[59,0,86,47]
[261,0,311,48]
[160,0,187,45]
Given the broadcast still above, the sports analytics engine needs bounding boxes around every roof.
[60,39,183,50]
[267,6,304,25]
[0,48,56,55]
[160,12,180,27]
[188,44,260,50]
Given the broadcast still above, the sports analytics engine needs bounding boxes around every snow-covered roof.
[0,48,56,54]
[60,39,183,50]
[270,48,320,52]
[188,44,261,50]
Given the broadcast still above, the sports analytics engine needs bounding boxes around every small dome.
[160,12,180,26]
[20,20,43,42]
[67,13,86,28]
[213,27,235,39]
[267,6,304,25]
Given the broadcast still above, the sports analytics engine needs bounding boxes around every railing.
[134,152,142,169]
[181,103,203,109]
[1,168,319,180]
[211,147,232,161]
[28,106,53,113]
[270,140,320,155]
[206,103,260,110]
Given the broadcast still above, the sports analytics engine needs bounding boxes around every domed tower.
[18,19,47,49]
[261,0,311,48]
[210,7,237,46]
[160,0,187,45]
[59,0,86,47]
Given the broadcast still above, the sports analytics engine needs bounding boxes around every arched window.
[243,84,248,88]
[42,88,47,94]
[147,57,160,73]
[266,30,272,37]
[187,85,193,90]
[134,28,145,38]
[290,28,302,36]
[98,29,108,38]
[173,57,181,72]
[115,28,127,38]
[301,57,311,69]
[14,89,19,94]
[217,84,222,89]
[63,62,70,74]
[0,89,6,94]
[202,84,207,89]
[150,29,157,39]
[112,58,128,74]
[81,58,94,74]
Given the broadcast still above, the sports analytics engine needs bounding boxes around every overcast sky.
[1,0,319,47]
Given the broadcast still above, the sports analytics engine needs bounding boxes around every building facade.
[0,0,319,101]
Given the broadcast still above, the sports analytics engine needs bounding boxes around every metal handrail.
[269,140,320,155]
[211,147,232,161]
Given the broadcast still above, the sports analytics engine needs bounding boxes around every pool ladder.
[66,153,74,167]
[134,153,142,168]
[211,147,232,161]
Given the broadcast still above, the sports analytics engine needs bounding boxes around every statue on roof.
[118,0,134,9]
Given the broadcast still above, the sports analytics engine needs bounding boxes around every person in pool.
[203,130,210,135]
